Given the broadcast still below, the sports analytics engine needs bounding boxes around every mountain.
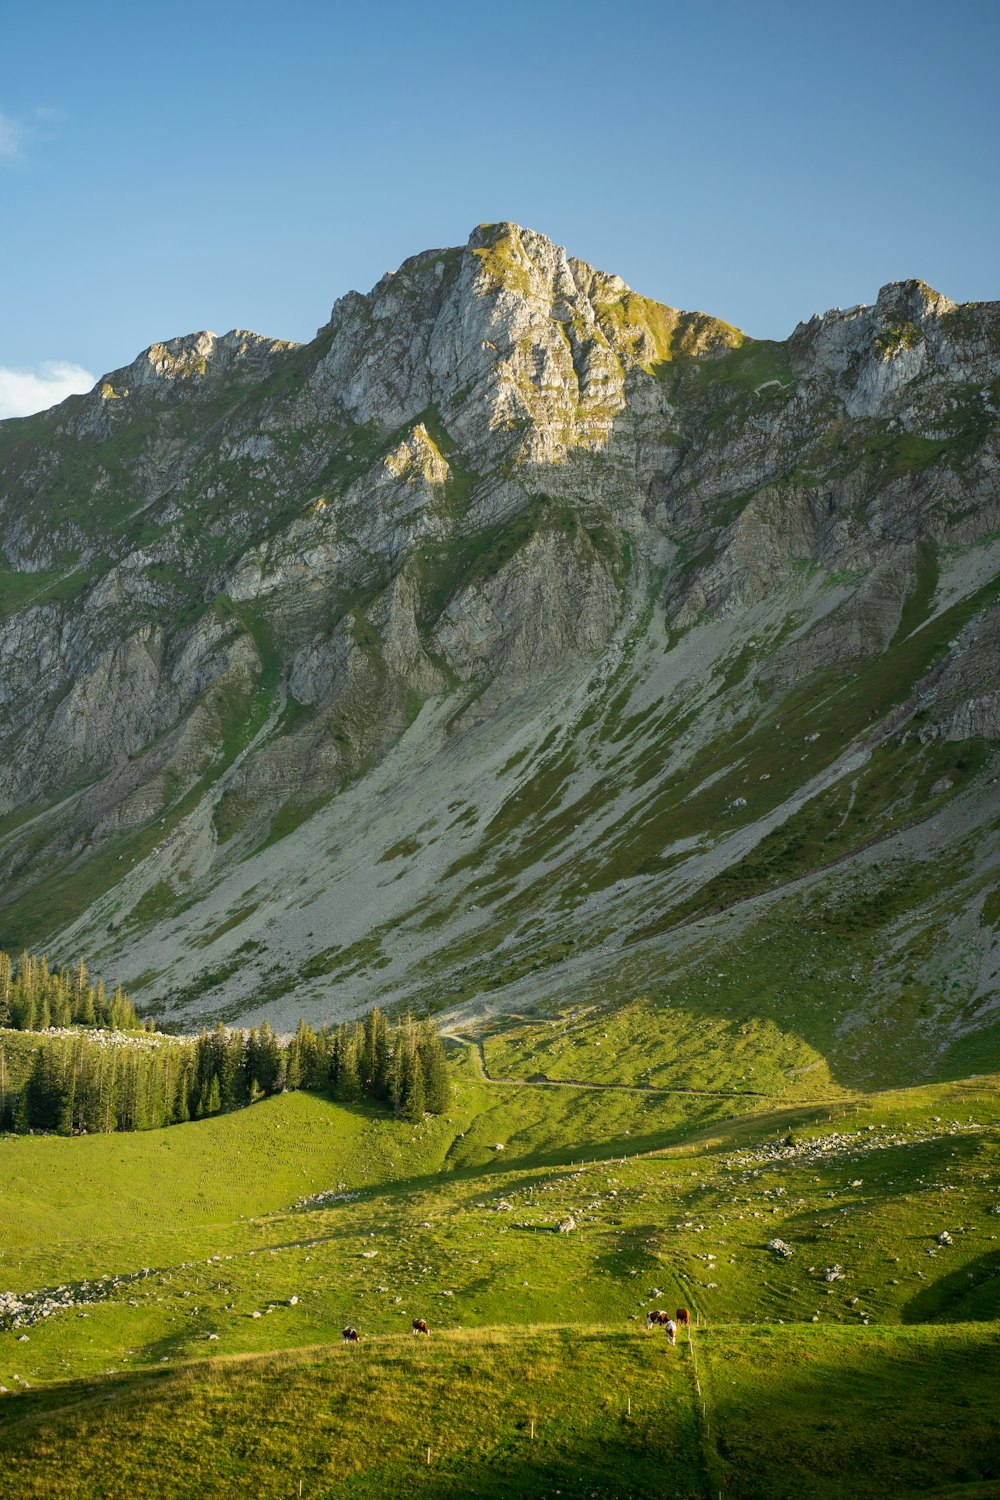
[1,222,998,1089]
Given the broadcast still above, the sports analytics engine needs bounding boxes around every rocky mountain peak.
[100,328,297,399]
[788,275,997,416]
[873,277,955,324]
[311,222,744,470]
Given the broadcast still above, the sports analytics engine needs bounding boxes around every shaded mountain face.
[1,222,998,1087]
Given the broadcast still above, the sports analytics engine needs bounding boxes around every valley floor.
[1,1053,998,1496]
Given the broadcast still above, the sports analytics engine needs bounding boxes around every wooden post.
[426,1446,431,1466]
[627,1395,631,1416]
[530,1419,535,1440]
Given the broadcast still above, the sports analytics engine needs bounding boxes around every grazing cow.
[646,1309,671,1329]
[412,1318,430,1336]
[676,1307,691,1329]
[342,1326,361,1343]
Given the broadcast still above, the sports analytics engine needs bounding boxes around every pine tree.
[390,1014,424,1119]
[0,952,11,1025]
[52,981,72,1028]
[224,1030,249,1106]
[363,1008,391,1097]
[311,1025,334,1089]
[418,1018,450,1114]
[56,1042,76,1135]
[285,1019,309,1092]
[335,1024,362,1102]
[402,1059,425,1122]
[250,1022,283,1095]
[74,958,96,1025]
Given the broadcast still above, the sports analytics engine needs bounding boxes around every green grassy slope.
[2,1324,997,1500]
[0,1330,706,1500]
[0,1053,998,1494]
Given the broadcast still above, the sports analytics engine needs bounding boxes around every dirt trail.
[443,1032,769,1100]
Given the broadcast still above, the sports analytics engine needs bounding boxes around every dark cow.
[676,1307,691,1329]
[412,1318,430,1336]
[342,1326,361,1343]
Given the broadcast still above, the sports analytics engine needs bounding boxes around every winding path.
[443,1031,770,1100]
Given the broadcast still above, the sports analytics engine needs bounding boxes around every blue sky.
[1,0,997,414]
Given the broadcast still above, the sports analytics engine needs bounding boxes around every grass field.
[1,1037,999,1495]
[0,1329,705,1499]
[0,1324,996,1498]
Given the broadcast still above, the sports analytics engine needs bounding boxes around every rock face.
[0,222,998,1058]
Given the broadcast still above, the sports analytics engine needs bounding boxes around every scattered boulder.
[768,1238,794,1259]
[936,1231,953,1246]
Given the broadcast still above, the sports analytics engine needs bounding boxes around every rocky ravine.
[0,222,998,1083]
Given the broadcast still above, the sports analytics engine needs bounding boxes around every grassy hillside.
[0,1048,998,1494]
[1,1324,997,1499]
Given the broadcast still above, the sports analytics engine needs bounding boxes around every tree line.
[0,951,143,1032]
[0,1008,450,1136]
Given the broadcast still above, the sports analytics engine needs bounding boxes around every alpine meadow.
[1,221,998,1498]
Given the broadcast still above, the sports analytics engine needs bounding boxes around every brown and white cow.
[342,1326,361,1342]
[412,1318,430,1336]
[646,1309,678,1343]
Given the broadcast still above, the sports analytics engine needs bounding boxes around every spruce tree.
[250,1022,283,1095]
[419,1019,450,1114]
[335,1026,362,1102]
[402,1058,425,1122]
[204,1074,222,1116]
[0,952,11,1025]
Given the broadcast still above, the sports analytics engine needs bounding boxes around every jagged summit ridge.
[791,276,998,417]
[310,221,740,469]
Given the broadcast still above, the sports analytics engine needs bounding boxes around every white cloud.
[0,361,97,419]
[0,110,23,161]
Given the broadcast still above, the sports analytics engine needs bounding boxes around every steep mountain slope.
[0,223,998,1089]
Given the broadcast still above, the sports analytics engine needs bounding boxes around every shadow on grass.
[704,1325,1000,1500]
[901,1250,1000,1324]
[327,1440,705,1498]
